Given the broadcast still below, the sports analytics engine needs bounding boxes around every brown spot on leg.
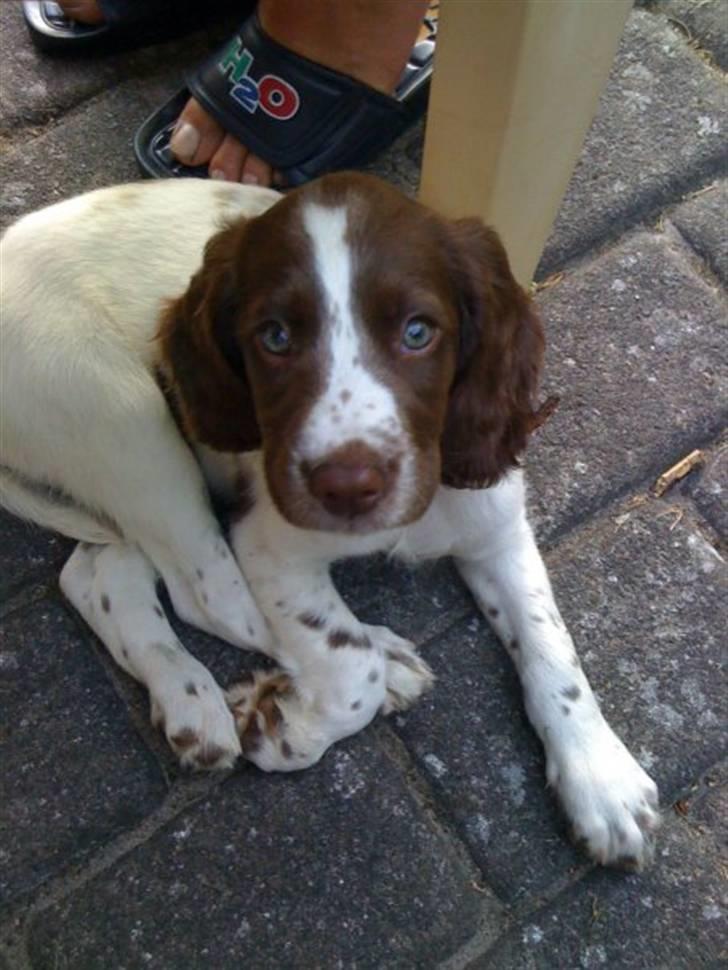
[100,594,111,613]
[487,607,499,618]
[280,740,293,759]
[329,629,371,649]
[299,611,326,630]
[510,638,519,651]
[185,682,199,697]
[368,669,379,683]
[154,604,164,618]
[350,699,362,711]
[561,685,581,701]
[196,568,204,580]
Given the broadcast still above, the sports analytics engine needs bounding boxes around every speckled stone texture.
[537,8,727,277]
[1,1,726,967]
[24,735,498,970]
[528,229,728,540]
[670,181,728,287]
[0,597,166,912]
[472,764,727,970]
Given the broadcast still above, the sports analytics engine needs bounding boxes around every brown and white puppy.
[0,174,659,868]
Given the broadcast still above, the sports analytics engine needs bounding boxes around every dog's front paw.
[549,727,660,870]
[362,626,435,714]
[226,670,311,772]
[151,668,241,771]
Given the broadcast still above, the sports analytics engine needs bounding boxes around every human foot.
[169,0,432,186]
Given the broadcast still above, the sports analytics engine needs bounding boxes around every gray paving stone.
[538,10,727,277]
[527,229,728,541]
[639,0,728,71]
[26,735,498,970]
[390,498,727,903]
[0,3,237,134]
[0,77,182,232]
[0,510,73,603]
[0,596,166,913]
[670,181,728,287]
[472,769,727,969]
[688,442,728,541]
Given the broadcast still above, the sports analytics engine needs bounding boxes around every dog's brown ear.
[440,218,548,488]
[158,223,261,453]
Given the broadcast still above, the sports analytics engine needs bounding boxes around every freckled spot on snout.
[299,611,326,630]
[561,685,581,701]
[185,682,198,697]
[100,594,111,613]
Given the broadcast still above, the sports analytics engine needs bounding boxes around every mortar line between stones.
[661,216,728,297]
[0,772,225,940]
[536,161,727,282]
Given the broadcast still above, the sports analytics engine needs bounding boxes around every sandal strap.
[186,14,414,180]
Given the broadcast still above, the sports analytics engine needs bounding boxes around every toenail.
[210,169,228,181]
[170,122,200,161]
[243,172,260,185]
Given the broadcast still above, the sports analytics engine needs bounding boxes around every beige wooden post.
[419,0,632,285]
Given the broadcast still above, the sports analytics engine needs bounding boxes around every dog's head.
[159,173,546,533]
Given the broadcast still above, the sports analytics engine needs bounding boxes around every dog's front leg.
[60,542,241,770]
[225,543,433,772]
[454,510,660,870]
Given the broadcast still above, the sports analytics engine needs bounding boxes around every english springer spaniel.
[0,174,659,867]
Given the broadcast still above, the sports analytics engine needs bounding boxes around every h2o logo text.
[219,39,300,120]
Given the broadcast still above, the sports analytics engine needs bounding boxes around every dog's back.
[0,179,280,540]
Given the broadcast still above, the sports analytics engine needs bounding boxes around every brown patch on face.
[328,628,371,649]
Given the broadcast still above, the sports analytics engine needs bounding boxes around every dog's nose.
[308,463,386,518]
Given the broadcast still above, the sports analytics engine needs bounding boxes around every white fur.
[0,179,659,867]
[297,203,416,522]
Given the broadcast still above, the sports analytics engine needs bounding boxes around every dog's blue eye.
[402,318,434,351]
[259,321,291,355]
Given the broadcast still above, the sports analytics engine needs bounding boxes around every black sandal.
[23,0,248,54]
[134,8,438,186]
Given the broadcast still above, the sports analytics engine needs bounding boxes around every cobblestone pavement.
[1,2,726,968]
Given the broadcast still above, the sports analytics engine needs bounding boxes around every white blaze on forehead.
[298,201,409,467]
